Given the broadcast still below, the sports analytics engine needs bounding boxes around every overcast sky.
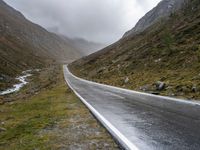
[5,0,161,44]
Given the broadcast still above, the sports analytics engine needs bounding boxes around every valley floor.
[0,66,119,150]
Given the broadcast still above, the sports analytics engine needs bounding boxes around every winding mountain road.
[63,65,200,150]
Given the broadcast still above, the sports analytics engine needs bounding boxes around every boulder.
[192,85,199,93]
[155,81,166,91]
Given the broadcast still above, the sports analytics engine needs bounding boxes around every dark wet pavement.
[64,66,200,150]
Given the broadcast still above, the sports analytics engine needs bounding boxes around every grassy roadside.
[0,66,119,150]
[70,66,200,100]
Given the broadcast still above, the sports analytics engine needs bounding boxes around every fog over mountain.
[124,0,187,37]
[4,0,161,44]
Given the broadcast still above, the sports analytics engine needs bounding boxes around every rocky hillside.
[0,0,82,76]
[70,0,200,100]
[124,0,187,37]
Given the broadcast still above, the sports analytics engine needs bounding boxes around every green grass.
[0,82,67,149]
[0,66,119,150]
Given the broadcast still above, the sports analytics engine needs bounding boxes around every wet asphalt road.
[64,66,200,150]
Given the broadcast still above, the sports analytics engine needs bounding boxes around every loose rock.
[192,85,199,93]
[140,85,151,91]
[155,81,166,91]
[124,77,129,84]
[0,127,6,132]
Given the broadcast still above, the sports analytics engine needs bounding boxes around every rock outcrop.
[123,0,187,37]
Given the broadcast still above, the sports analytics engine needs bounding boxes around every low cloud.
[5,0,161,44]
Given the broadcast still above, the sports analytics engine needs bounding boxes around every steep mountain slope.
[0,0,83,90]
[124,0,187,37]
[70,0,200,100]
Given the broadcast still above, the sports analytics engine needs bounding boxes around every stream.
[0,71,32,96]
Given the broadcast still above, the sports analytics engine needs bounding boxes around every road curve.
[63,65,200,150]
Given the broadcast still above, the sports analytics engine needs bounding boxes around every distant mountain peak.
[60,36,106,55]
[123,0,187,38]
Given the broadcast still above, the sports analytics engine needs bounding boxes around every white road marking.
[63,66,139,150]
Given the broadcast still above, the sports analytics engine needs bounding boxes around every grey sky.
[4,0,161,44]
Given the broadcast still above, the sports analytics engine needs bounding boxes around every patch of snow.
[0,72,32,96]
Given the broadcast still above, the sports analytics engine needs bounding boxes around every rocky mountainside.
[0,0,82,70]
[70,0,200,100]
[124,0,187,37]
[0,0,83,77]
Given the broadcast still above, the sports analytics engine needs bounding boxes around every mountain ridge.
[60,36,105,55]
[69,0,200,100]
[123,0,187,37]
[0,0,83,90]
